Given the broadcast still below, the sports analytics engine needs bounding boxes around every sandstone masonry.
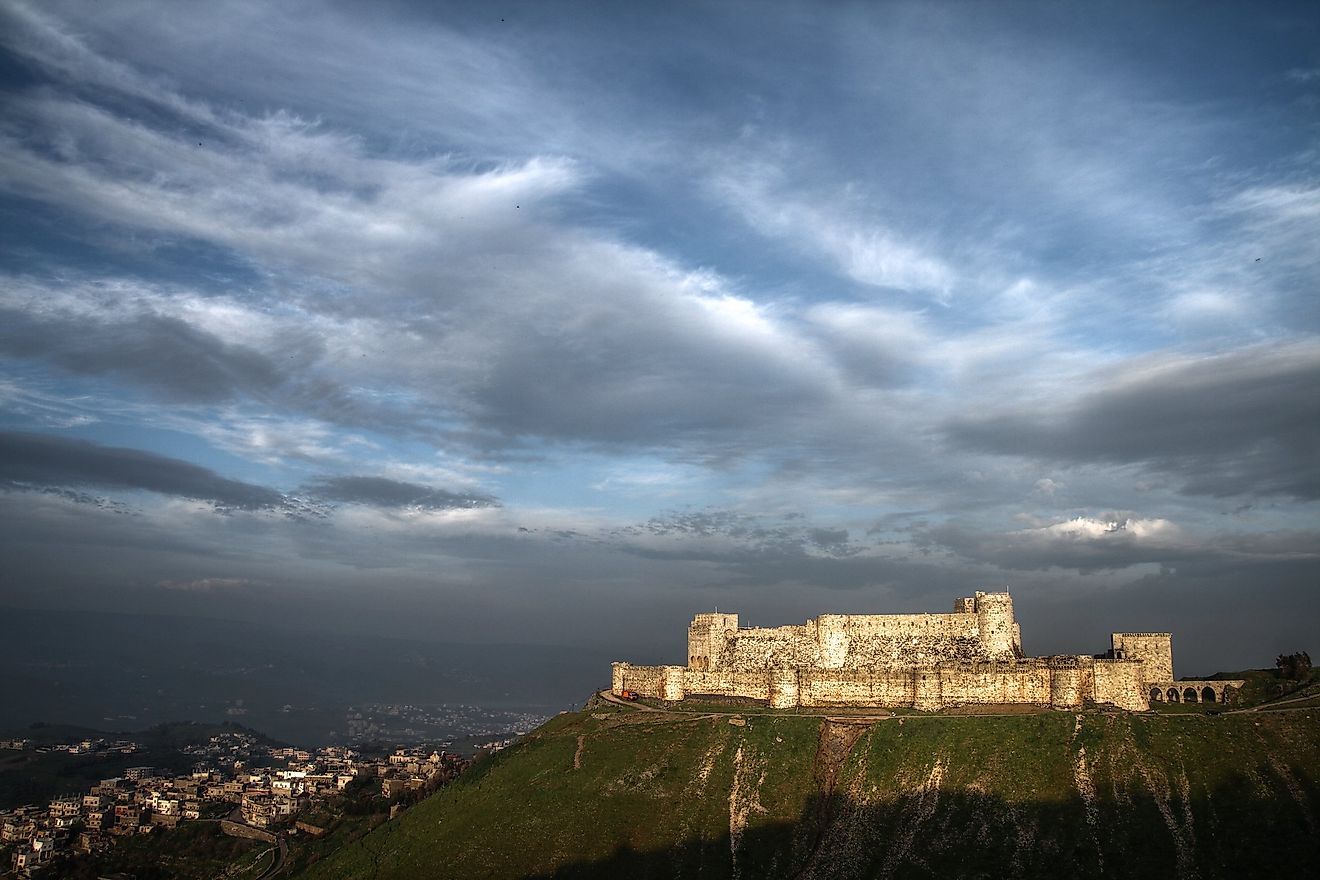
[611,590,1242,712]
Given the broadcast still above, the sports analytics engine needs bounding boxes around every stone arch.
[1150,686,1164,702]
[1167,688,1180,703]
[1202,686,1216,703]
[1183,687,1198,703]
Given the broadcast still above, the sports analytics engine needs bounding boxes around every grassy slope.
[814,711,1320,877]
[301,704,1320,880]
[59,822,269,880]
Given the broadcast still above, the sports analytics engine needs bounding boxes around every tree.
[1275,651,1312,681]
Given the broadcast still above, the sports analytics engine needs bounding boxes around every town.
[0,731,472,877]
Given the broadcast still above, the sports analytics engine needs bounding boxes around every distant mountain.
[0,607,612,743]
[298,700,1320,879]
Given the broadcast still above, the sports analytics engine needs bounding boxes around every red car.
[618,690,640,701]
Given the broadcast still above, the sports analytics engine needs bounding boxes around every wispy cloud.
[710,160,957,298]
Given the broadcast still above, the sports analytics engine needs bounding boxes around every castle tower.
[687,612,738,671]
[1111,633,1173,683]
[768,667,800,709]
[975,591,1022,659]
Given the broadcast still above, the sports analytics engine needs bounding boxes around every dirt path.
[1229,690,1320,712]
[598,690,664,711]
[791,719,874,878]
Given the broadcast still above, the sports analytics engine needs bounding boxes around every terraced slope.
[300,701,1320,879]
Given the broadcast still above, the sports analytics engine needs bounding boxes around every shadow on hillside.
[516,773,1320,880]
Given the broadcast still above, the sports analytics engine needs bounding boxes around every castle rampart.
[1109,633,1173,682]
[613,590,1216,712]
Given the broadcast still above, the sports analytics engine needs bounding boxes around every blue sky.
[1,0,1317,673]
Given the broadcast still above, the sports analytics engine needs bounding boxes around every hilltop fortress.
[612,591,1241,712]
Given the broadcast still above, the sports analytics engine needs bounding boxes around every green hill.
[299,699,1320,879]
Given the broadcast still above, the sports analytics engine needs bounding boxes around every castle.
[611,590,1241,712]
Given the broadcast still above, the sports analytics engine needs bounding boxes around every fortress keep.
[612,590,1241,712]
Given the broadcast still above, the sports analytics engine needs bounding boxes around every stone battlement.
[614,590,1187,712]
[685,590,1022,674]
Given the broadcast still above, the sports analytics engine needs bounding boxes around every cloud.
[0,431,285,510]
[946,341,1320,499]
[802,303,931,387]
[1027,515,1177,541]
[157,577,254,592]
[1032,478,1063,497]
[1161,290,1248,327]
[0,305,284,403]
[915,514,1181,573]
[710,161,956,298]
[0,25,854,464]
[917,513,1320,575]
[609,508,865,563]
[302,476,497,511]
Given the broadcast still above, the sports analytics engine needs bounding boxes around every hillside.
[298,696,1320,879]
[0,721,283,810]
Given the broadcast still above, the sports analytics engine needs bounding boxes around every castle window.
[1167,688,1180,703]
[1150,687,1163,702]
[1183,687,1198,703]
[1201,687,1216,703]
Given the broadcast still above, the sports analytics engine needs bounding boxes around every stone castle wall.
[615,590,1172,712]
[687,591,1023,673]
[612,655,1151,712]
[1111,633,1174,682]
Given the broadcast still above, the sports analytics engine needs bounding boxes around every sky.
[1,0,1317,678]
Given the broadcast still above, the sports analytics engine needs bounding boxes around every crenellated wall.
[1111,633,1173,683]
[615,590,1160,712]
[687,591,1022,675]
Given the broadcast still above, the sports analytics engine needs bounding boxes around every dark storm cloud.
[0,307,284,403]
[598,508,1001,598]
[807,527,852,553]
[609,509,865,568]
[301,476,498,511]
[29,484,132,513]
[0,300,424,438]
[946,343,1320,499]
[913,517,1320,575]
[914,519,1185,574]
[474,324,829,450]
[0,431,284,509]
[1022,559,1320,674]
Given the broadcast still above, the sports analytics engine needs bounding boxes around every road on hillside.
[252,834,288,879]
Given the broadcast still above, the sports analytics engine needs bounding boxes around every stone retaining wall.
[220,819,277,843]
[612,655,1150,711]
